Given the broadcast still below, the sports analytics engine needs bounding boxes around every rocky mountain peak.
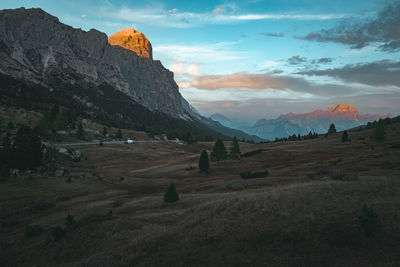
[108,28,153,59]
[327,104,358,114]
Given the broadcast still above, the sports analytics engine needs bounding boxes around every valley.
[1,121,400,266]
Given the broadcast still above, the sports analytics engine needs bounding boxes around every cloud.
[261,32,284,38]
[297,60,400,87]
[300,2,400,51]
[153,42,243,62]
[98,4,350,28]
[179,72,287,90]
[213,7,225,14]
[310,57,334,64]
[161,8,179,14]
[287,56,307,65]
[169,62,202,78]
[176,71,362,98]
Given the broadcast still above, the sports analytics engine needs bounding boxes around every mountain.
[210,113,233,127]
[108,28,152,59]
[0,8,259,141]
[0,8,185,118]
[243,104,391,140]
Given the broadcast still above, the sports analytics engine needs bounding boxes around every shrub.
[343,175,358,181]
[185,166,195,171]
[358,204,379,239]
[65,214,75,226]
[391,144,400,149]
[120,176,125,181]
[107,210,113,217]
[51,226,66,241]
[240,149,264,157]
[112,200,123,207]
[198,149,209,173]
[329,168,345,180]
[25,225,43,238]
[164,183,179,203]
[240,170,269,179]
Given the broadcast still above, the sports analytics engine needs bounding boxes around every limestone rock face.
[108,28,152,59]
[0,8,186,118]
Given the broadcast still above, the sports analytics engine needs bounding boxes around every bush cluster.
[240,170,269,179]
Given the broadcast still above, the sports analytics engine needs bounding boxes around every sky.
[1,0,400,122]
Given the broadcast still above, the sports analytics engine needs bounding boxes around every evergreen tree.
[328,123,337,134]
[229,136,241,158]
[102,127,107,137]
[198,149,209,173]
[341,131,350,142]
[49,105,60,130]
[55,110,67,131]
[7,121,13,130]
[116,129,122,139]
[37,112,51,134]
[13,126,43,170]
[210,139,227,161]
[163,183,179,203]
[2,134,11,150]
[76,120,84,138]
[374,119,386,141]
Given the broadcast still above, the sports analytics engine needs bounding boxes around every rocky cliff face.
[0,8,186,118]
[108,28,152,59]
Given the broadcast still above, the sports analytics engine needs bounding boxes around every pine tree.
[7,121,13,130]
[116,129,122,139]
[374,119,386,141]
[163,183,179,203]
[198,149,209,172]
[341,131,350,142]
[76,120,84,138]
[102,127,107,137]
[55,110,67,131]
[229,136,241,158]
[13,126,43,170]
[210,139,227,161]
[328,123,336,134]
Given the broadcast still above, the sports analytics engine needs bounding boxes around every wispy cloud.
[261,32,284,38]
[287,56,307,65]
[154,41,243,62]
[98,4,350,28]
[178,72,287,90]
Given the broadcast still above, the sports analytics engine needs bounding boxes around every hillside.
[1,118,399,266]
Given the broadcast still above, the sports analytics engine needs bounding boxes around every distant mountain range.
[210,104,391,140]
[0,8,259,142]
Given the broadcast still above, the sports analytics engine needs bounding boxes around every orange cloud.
[179,72,287,90]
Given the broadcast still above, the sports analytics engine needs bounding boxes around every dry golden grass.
[1,123,400,266]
